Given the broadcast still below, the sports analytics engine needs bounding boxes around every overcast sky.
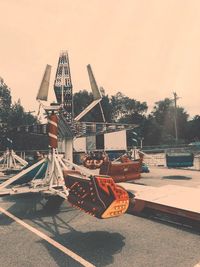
[0,0,200,117]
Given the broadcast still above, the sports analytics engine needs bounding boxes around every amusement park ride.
[0,51,134,219]
[0,51,200,226]
[0,148,28,173]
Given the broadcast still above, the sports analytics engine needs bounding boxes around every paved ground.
[139,166,200,188]
[0,167,200,267]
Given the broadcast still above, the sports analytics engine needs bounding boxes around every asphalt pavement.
[0,167,200,267]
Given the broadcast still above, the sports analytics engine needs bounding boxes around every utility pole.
[173,92,179,143]
[140,137,144,149]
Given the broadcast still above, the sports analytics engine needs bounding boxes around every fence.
[143,152,200,171]
[1,149,200,171]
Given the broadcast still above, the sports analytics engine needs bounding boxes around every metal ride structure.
[99,151,144,183]
[0,51,132,219]
[0,148,28,173]
[0,137,28,173]
[54,51,73,123]
[1,51,199,226]
[47,51,200,225]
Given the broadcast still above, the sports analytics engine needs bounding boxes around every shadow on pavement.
[40,230,125,267]
[162,175,192,180]
[0,194,126,266]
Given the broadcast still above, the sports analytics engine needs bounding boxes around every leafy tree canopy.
[0,79,38,149]
[1,76,200,148]
[148,98,189,144]
[0,79,12,125]
[7,100,37,129]
[110,92,148,123]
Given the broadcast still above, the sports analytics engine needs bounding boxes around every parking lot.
[0,167,200,267]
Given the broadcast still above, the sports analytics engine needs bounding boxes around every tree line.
[74,89,200,146]
[0,78,199,150]
[0,79,45,150]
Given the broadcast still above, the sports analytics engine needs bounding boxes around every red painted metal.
[48,113,58,149]
[63,171,129,219]
[99,154,143,183]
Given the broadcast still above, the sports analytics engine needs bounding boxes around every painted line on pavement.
[0,207,95,267]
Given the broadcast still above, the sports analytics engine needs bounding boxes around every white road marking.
[0,207,95,267]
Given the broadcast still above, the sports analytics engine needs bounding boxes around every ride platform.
[121,183,200,223]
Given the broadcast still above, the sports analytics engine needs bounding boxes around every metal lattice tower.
[54,51,73,122]
[13,51,137,152]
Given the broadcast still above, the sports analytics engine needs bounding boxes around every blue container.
[166,153,194,168]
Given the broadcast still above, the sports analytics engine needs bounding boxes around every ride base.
[121,183,200,223]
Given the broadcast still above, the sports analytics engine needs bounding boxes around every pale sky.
[0,0,200,117]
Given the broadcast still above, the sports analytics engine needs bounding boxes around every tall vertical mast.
[54,51,73,122]
[173,92,178,143]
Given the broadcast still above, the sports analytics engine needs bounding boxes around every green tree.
[142,115,162,145]
[73,90,93,118]
[73,90,112,122]
[0,78,12,129]
[7,100,37,129]
[186,115,200,142]
[0,78,38,150]
[110,92,148,123]
[150,98,189,144]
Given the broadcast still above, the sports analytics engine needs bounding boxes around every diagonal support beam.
[0,158,46,190]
